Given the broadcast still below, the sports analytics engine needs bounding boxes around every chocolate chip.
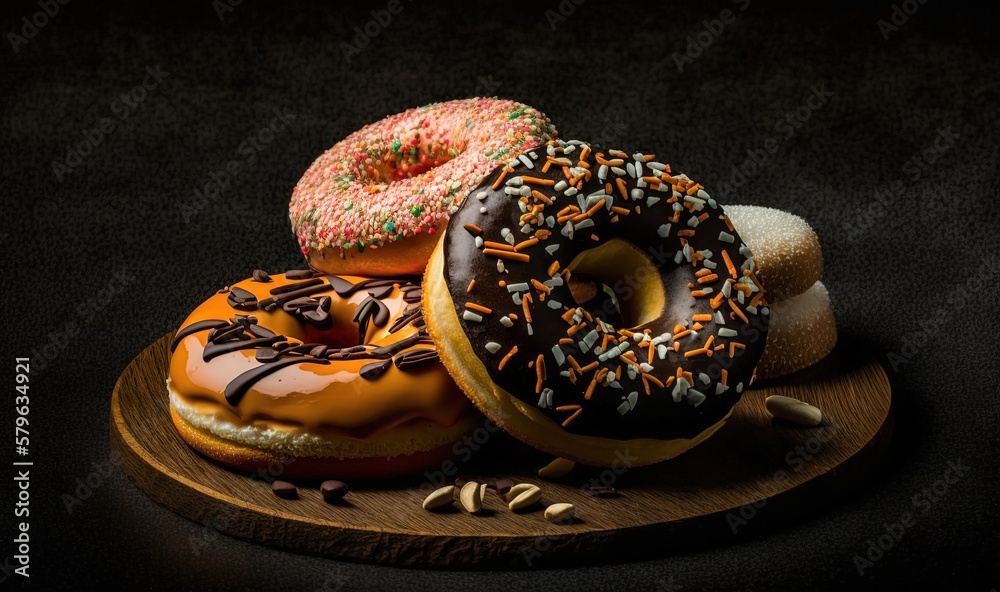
[359,359,391,380]
[367,284,394,300]
[585,486,618,498]
[494,478,514,496]
[302,307,332,330]
[320,480,349,502]
[271,480,297,499]
[309,345,328,358]
[285,269,319,280]
[256,348,281,363]
[252,269,273,283]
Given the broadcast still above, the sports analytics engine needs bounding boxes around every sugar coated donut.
[724,205,836,375]
[290,98,556,277]
[724,205,822,300]
[755,281,837,379]
[167,269,479,480]
[424,140,769,467]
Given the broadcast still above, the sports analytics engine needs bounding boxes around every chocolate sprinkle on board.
[320,480,349,502]
[252,269,273,282]
[494,478,514,496]
[585,486,618,498]
[359,359,392,380]
[271,480,297,499]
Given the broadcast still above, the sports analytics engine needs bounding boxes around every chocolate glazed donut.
[424,140,769,466]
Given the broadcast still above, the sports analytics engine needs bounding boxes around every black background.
[2,0,999,590]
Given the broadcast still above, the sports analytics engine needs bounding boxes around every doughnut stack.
[168,99,557,479]
[170,98,839,479]
[725,206,837,379]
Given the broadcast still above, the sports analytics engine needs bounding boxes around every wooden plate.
[110,334,892,568]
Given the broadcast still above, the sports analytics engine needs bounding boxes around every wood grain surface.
[110,334,892,569]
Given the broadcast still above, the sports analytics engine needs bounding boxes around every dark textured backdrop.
[2,0,998,590]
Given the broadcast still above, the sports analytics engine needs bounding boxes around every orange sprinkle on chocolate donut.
[433,138,769,457]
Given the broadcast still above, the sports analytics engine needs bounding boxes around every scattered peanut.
[422,485,456,511]
[544,503,575,523]
[459,481,485,513]
[537,457,575,480]
[508,485,542,512]
[505,483,538,503]
[765,395,823,426]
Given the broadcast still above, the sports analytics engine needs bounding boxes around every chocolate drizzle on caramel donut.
[174,272,442,405]
[170,319,229,352]
[227,287,258,311]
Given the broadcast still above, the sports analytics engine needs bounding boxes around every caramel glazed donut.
[167,269,479,480]
[290,98,556,277]
[425,140,770,467]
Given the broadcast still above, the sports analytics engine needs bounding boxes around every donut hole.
[372,135,466,181]
[565,239,667,331]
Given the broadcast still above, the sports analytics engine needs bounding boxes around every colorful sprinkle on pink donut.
[289,98,556,262]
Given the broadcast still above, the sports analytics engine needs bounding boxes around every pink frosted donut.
[290,98,557,276]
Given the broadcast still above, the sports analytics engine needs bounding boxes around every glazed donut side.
[167,270,478,479]
[425,140,769,467]
[290,98,556,276]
